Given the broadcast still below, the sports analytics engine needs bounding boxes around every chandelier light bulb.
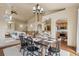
[41,8,44,11]
[37,5,40,10]
[40,8,44,13]
[33,6,36,11]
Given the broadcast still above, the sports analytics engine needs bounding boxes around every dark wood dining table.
[32,37,57,56]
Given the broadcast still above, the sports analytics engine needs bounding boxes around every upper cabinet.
[56,20,67,30]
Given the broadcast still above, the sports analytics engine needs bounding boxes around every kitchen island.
[0,38,20,56]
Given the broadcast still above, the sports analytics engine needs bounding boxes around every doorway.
[56,19,76,54]
[56,19,67,41]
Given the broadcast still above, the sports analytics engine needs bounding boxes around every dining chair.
[47,39,61,56]
[25,37,40,56]
[19,36,28,55]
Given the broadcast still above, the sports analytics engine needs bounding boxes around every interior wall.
[0,19,8,38]
[14,20,27,32]
[0,18,27,38]
[66,7,78,47]
[27,17,37,31]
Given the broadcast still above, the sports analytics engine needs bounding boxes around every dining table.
[0,36,61,56]
[32,37,57,56]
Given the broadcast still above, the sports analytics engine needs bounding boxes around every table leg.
[41,46,46,56]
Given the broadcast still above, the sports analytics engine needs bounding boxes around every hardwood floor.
[61,40,76,55]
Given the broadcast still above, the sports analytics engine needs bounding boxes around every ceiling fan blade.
[11,10,17,15]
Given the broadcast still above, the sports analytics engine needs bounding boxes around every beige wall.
[0,19,27,38]
[66,7,78,47]
[0,19,8,38]
[14,20,27,32]
[26,17,37,31]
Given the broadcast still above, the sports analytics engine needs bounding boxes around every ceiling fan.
[4,4,18,22]
[9,5,17,15]
[5,3,18,15]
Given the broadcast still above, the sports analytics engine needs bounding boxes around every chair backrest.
[19,36,26,46]
[55,38,61,49]
[48,38,61,50]
[25,37,34,46]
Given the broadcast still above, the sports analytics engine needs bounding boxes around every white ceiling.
[0,3,79,22]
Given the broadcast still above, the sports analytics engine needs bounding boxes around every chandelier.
[32,4,44,33]
[32,4,44,14]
